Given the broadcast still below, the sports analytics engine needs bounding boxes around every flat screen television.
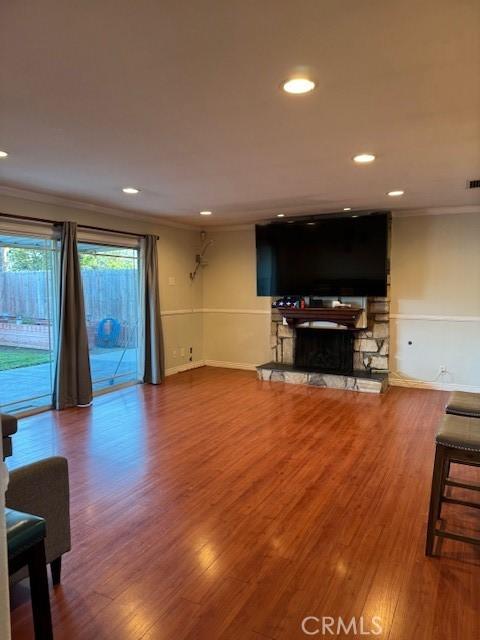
[256,212,389,296]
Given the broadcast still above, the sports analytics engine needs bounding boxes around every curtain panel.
[143,235,165,384]
[53,222,93,410]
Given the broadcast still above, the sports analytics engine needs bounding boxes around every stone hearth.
[257,362,388,394]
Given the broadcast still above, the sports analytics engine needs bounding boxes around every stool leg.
[426,444,446,556]
[28,541,53,640]
[437,457,450,520]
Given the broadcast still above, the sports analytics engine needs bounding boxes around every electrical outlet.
[168,276,176,286]
[180,347,185,357]
[439,365,447,374]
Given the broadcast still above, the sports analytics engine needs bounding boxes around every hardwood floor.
[8,367,480,639]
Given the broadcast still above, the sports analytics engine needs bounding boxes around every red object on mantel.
[279,306,363,329]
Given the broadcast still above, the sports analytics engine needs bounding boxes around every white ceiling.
[0,1,479,226]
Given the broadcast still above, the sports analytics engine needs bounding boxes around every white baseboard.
[165,360,206,376]
[204,360,257,371]
[166,360,257,375]
[389,377,480,393]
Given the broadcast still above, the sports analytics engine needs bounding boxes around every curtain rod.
[0,211,159,240]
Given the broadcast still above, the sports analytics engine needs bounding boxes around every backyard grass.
[0,347,51,370]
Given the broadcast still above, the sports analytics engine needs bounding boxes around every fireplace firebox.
[294,328,354,375]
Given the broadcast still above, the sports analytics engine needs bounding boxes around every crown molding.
[393,205,480,218]
[208,223,256,232]
[1,184,477,231]
[208,206,480,230]
[0,185,199,231]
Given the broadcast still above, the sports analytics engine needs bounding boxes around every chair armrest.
[1,414,17,460]
[6,457,71,564]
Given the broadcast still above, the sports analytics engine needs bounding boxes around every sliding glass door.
[78,242,142,393]
[0,225,144,412]
[0,234,58,413]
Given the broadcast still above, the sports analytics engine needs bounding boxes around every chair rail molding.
[160,308,270,316]
[160,308,203,317]
[202,308,270,315]
[391,313,480,322]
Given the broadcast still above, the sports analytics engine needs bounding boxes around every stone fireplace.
[257,295,390,393]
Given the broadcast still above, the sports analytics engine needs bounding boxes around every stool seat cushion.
[436,414,480,452]
[446,391,480,418]
[5,508,46,560]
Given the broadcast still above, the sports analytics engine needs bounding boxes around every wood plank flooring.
[7,367,480,639]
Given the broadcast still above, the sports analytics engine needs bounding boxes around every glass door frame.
[77,231,144,396]
[0,222,60,415]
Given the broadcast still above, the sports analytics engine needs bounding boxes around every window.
[78,241,143,393]
[0,232,58,413]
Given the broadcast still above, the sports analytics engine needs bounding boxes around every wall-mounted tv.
[256,211,389,297]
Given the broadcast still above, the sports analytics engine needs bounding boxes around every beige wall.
[390,213,480,316]
[203,212,480,390]
[390,212,480,390]
[0,193,203,373]
[202,228,270,367]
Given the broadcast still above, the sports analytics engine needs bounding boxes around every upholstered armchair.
[1,413,18,460]
[6,457,71,586]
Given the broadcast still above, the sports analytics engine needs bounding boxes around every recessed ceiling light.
[200,210,212,216]
[352,215,359,218]
[0,150,8,158]
[282,78,316,94]
[353,153,376,164]
[307,222,316,226]
[277,214,285,218]
[122,187,140,194]
[343,207,351,211]
[387,190,404,197]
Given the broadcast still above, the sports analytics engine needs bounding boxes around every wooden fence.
[0,269,139,324]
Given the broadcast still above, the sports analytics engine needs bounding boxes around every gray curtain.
[144,235,165,384]
[53,222,92,410]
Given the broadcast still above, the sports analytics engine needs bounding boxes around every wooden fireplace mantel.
[278,307,363,329]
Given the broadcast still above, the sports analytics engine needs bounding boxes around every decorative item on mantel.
[271,296,303,309]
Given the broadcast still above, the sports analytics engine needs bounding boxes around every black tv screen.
[256,212,389,296]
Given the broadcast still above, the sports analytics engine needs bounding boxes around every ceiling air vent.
[467,179,480,189]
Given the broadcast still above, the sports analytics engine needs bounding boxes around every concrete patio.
[0,348,138,412]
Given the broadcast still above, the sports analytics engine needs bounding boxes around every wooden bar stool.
[426,414,480,556]
[6,508,53,639]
